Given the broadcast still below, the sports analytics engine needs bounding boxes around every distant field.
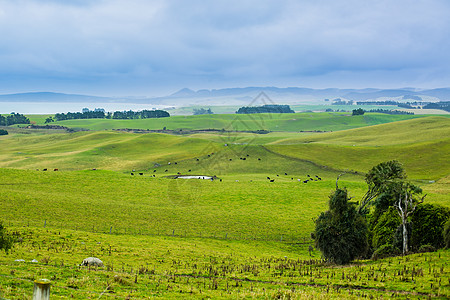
[36,112,425,132]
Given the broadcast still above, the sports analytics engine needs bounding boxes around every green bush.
[371,243,400,260]
[0,222,14,253]
[444,219,450,249]
[371,207,401,249]
[411,204,450,250]
[315,188,369,264]
[417,244,436,253]
[0,129,8,136]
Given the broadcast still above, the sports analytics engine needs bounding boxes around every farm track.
[260,145,354,175]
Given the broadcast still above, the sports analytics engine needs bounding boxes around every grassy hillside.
[43,112,423,132]
[267,117,450,181]
[1,113,449,298]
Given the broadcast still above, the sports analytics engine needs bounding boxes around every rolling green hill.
[1,113,449,298]
[42,112,424,132]
[267,117,450,180]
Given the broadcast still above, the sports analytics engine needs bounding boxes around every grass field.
[1,112,449,298]
[30,112,428,132]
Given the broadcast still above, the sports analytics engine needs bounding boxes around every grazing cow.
[284,172,287,175]
[153,175,155,177]
[165,169,168,172]
[270,179,275,182]
[177,172,181,175]
[174,162,177,165]
[229,159,232,161]
[243,158,246,160]
[139,173,143,175]
[246,154,249,157]
[131,173,134,175]
[43,169,47,171]
[92,168,97,171]
[220,179,222,182]
[188,169,191,172]
[303,180,308,183]
[207,155,210,157]
[307,175,311,177]
[258,158,261,161]
[318,177,322,180]
[277,175,279,177]
[291,178,293,180]
[267,177,270,180]
[196,158,199,161]
[54,169,58,171]
[81,257,104,267]
[153,170,156,172]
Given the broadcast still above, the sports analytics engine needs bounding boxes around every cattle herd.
[123,152,323,184]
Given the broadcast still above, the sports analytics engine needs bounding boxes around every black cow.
[270,179,275,182]
[139,173,143,175]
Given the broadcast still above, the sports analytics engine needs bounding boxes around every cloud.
[0,0,449,95]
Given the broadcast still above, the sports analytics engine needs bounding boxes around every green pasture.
[38,112,424,132]
[166,104,401,115]
[266,116,450,181]
[0,111,449,298]
[0,226,449,298]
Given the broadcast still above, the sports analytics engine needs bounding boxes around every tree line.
[54,109,170,121]
[236,104,294,114]
[0,113,30,126]
[314,161,450,264]
[423,101,450,112]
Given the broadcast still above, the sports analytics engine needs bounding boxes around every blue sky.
[0,0,449,96]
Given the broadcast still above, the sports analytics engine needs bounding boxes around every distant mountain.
[1,87,449,107]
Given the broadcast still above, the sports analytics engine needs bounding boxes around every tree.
[359,160,406,214]
[0,129,8,136]
[394,181,425,255]
[0,221,14,253]
[352,108,365,116]
[314,187,368,264]
[411,204,450,250]
[360,161,426,255]
[44,116,54,124]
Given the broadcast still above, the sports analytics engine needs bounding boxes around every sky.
[0,0,449,97]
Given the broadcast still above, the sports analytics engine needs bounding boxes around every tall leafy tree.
[314,187,368,264]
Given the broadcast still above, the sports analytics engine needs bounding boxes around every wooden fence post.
[33,279,51,300]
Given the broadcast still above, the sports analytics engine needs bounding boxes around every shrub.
[444,219,450,249]
[0,129,8,135]
[0,221,14,253]
[315,188,368,264]
[371,243,400,260]
[371,207,401,249]
[417,244,436,253]
[411,204,450,250]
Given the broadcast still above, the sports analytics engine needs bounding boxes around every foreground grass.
[0,227,449,299]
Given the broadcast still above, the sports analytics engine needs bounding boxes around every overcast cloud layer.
[0,0,449,96]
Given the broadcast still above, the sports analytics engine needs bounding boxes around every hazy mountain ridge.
[1,87,449,107]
